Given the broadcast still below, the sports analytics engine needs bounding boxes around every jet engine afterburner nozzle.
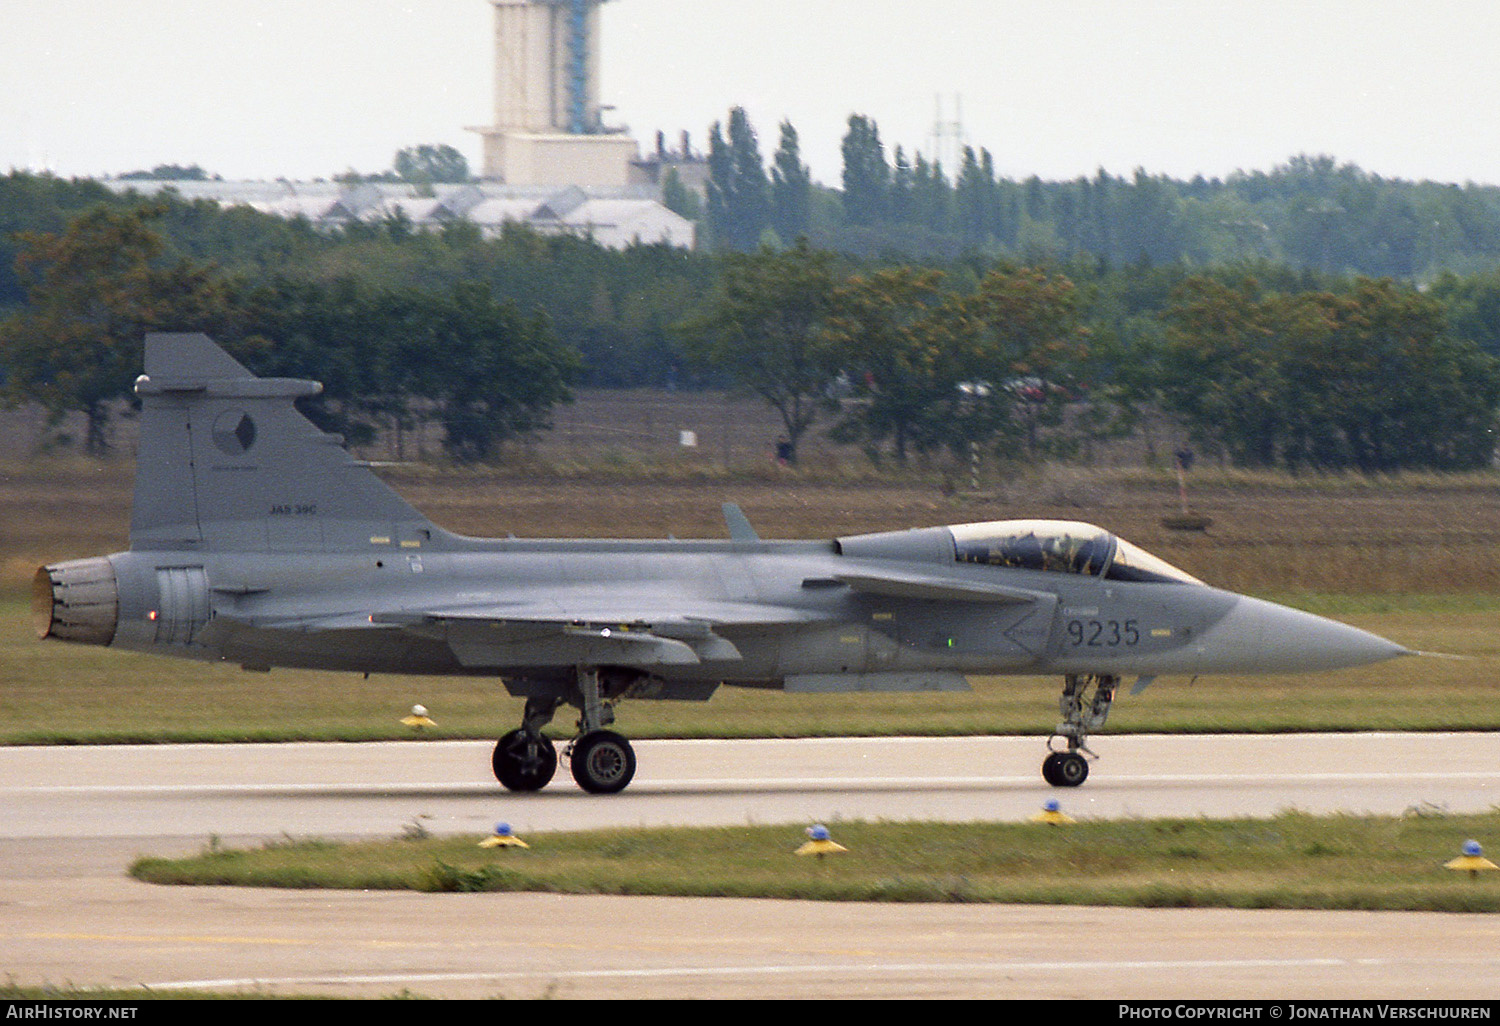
[32,557,118,646]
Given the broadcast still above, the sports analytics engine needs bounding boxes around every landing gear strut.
[1042,673,1118,787]
[565,667,638,794]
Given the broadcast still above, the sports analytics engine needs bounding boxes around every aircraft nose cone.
[1196,595,1410,674]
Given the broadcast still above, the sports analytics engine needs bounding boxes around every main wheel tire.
[570,730,637,794]
[1041,751,1065,786]
[1053,751,1089,787]
[493,729,557,792]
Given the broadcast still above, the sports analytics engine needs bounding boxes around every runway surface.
[2,733,1498,999]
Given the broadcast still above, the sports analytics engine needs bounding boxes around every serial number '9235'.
[269,503,318,516]
[1066,618,1140,647]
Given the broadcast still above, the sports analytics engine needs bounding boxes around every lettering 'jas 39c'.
[33,334,1413,793]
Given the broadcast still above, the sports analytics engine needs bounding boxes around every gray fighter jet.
[33,334,1412,793]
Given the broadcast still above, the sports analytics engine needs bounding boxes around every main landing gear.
[1042,673,1118,787]
[490,668,639,795]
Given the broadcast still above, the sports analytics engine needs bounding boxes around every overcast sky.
[5,0,1499,187]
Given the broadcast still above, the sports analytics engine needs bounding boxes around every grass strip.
[129,810,1500,913]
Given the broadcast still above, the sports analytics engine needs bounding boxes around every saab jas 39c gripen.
[33,334,1413,794]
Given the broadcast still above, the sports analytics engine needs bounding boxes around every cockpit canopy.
[950,520,1203,585]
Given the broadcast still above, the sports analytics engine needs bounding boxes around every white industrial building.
[102,178,696,250]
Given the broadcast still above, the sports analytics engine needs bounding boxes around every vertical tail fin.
[130,333,438,553]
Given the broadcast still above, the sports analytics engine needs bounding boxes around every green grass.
[6,593,1500,744]
[128,810,1500,912]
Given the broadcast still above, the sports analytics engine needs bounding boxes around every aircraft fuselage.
[47,529,1391,695]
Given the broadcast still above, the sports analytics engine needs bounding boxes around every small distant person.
[775,437,794,465]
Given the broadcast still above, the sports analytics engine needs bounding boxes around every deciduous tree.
[1159,276,1500,471]
[826,265,1089,462]
[0,205,235,453]
[680,241,841,462]
[393,144,471,185]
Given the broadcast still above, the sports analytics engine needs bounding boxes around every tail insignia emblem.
[212,411,257,455]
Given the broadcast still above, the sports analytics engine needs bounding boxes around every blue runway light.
[1032,799,1076,825]
[1444,840,1496,876]
[796,823,847,857]
[479,821,528,849]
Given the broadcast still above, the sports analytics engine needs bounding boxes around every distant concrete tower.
[471,0,638,187]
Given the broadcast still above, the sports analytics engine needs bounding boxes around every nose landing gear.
[1042,673,1118,787]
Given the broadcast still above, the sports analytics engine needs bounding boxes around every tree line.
[687,244,1500,472]
[698,109,1500,281]
[3,171,1500,472]
[0,203,577,459]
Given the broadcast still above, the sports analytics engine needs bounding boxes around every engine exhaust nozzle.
[33,557,119,646]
